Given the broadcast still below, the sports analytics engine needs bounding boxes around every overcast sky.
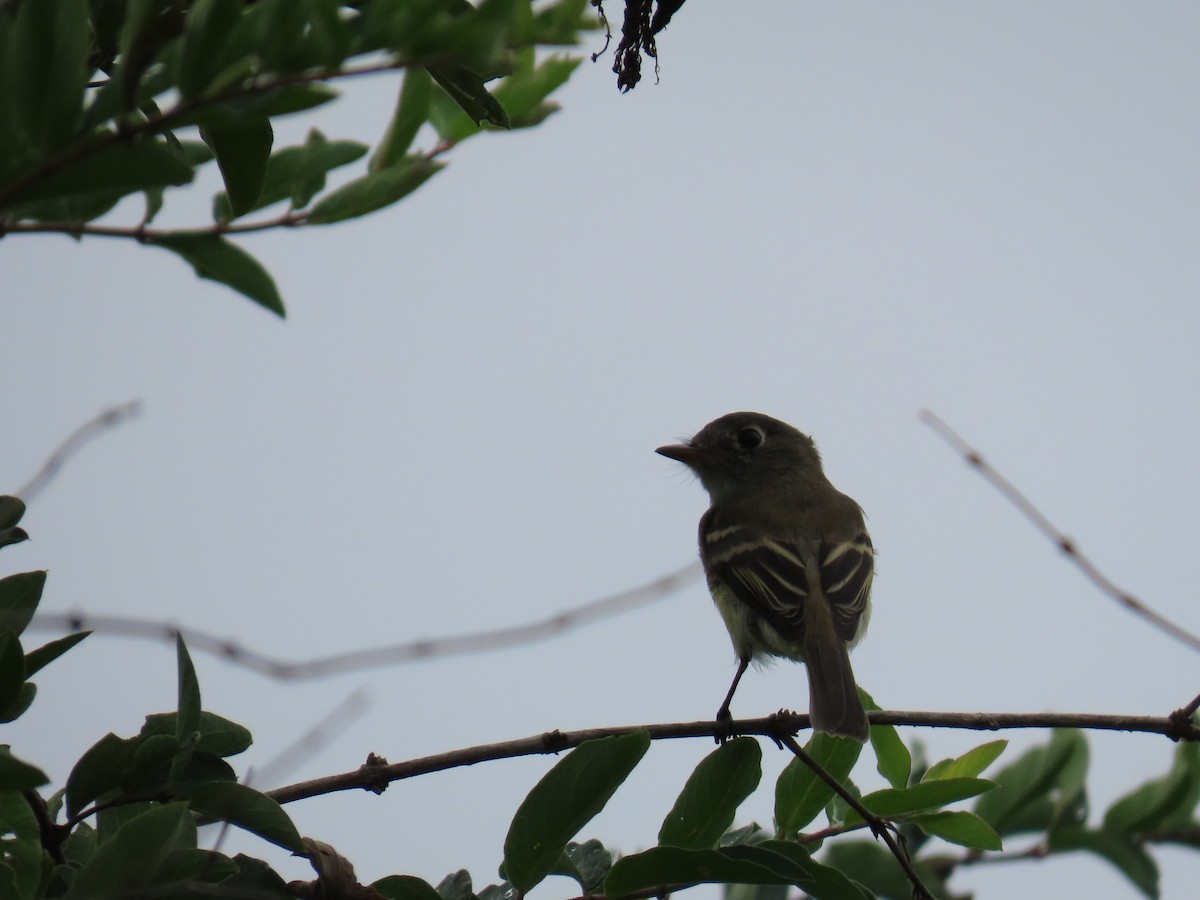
[5,2,1200,897]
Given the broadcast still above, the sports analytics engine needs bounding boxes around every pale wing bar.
[820,533,874,642]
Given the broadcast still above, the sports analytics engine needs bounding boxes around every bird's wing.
[819,531,874,642]
[701,514,873,643]
[701,516,811,641]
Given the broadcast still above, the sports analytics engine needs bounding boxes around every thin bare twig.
[28,562,704,678]
[5,211,306,240]
[921,410,1200,655]
[16,401,142,502]
[252,688,372,789]
[266,709,1200,806]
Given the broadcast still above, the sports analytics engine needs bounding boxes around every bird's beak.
[656,443,703,465]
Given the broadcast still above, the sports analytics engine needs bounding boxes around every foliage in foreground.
[2,492,1199,899]
[0,0,592,314]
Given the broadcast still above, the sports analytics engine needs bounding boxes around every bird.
[657,412,873,740]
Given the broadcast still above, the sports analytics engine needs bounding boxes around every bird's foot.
[714,706,735,744]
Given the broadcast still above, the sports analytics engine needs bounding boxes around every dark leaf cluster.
[0,0,591,313]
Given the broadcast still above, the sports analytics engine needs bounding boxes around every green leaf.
[862,688,909,789]
[823,839,947,900]
[172,84,340,128]
[122,733,185,793]
[0,572,45,635]
[151,234,285,316]
[220,854,293,900]
[66,732,135,819]
[370,68,433,173]
[65,803,197,899]
[975,729,1087,836]
[6,189,126,225]
[110,0,182,112]
[201,118,273,217]
[435,869,476,900]
[491,56,579,124]
[24,631,90,678]
[0,497,28,549]
[0,682,35,724]
[659,737,761,849]
[306,157,444,224]
[843,777,996,826]
[2,139,194,210]
[250,0,310,72]
[142,711,253,758]
[175,635,202,744]
[61,819,96,869]
[1048,825,1159,898]
[503,730,650,892]
[505,101,563,131]
[428,64,510,131]
[182,781,304,853]
[165,848,240,885]
[606,846,790,896]
[304,0,350,69]
[0,527,28,551]
[531,0,592,44]
[724,884,791,900]
[0,748,49,791]
[775,733,862,836]
[910,810,1002,850]
[605,845,869,899]
[0,633,26,712]
[720,823,773,847]
[552,840,612,894]
[924,740,1008,782]
[0,497,25,531]
[215,129,366,221]
[755,840,874,900]
[0,788,43,898]
[119,744,235,801]
[373,875,445,900]
[1104,741,1200,837]
[5,0,89,153]
[1047,729,1090,830]
[177,0,242,100]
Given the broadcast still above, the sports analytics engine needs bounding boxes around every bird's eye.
[736,426,764,450]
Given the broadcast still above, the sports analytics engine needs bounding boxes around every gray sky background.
[4,2,1199,896]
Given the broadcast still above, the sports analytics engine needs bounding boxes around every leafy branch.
[6,482,1200,899]
[0,0,594,314]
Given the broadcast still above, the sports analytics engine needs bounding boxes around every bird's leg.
[714,657,750,742]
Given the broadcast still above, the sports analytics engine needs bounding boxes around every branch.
[3,211,306,241]
[3,139,459,242]
[921,410,1200,655]
[16,401,142,502]
[0,56,433,212]
[28,562,703,678]
[267,709,1200,806]
[251,688,372,789]
[777,732,933,900]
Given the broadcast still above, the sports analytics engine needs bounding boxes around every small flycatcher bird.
[657,412,873,740]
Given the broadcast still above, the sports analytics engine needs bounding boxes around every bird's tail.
[803,604,869,741]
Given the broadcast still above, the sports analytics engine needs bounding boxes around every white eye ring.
[736,426,764,450]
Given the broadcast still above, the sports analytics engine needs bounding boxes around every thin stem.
[778,733,933,900]
[29,563,703,678]
[16,401,142,502]
[921,410,1200,656]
